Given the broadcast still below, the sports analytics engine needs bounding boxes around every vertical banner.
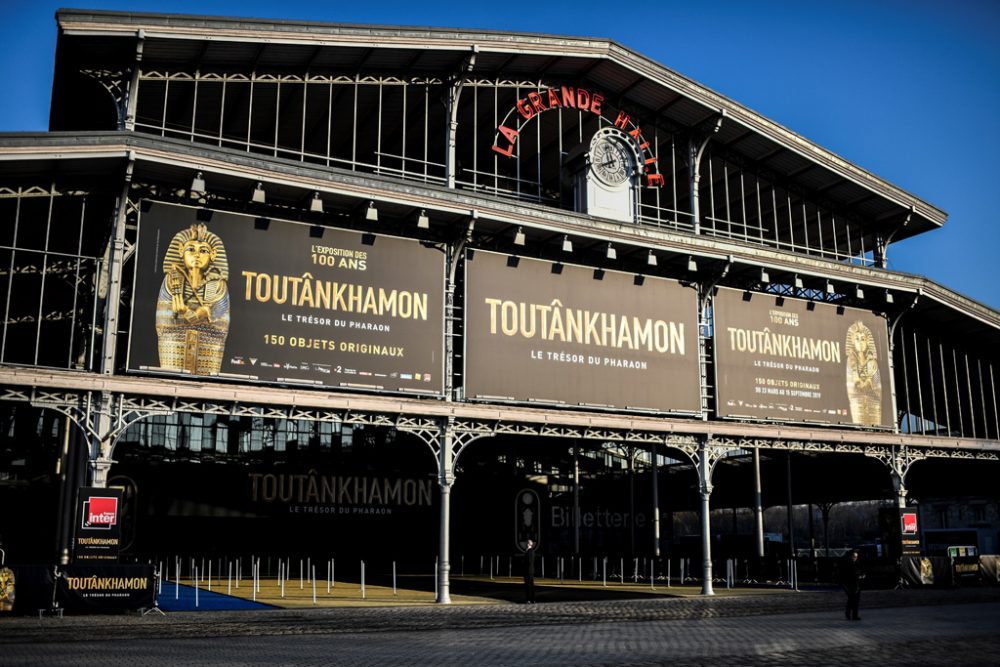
[128,202,445,395]
[464,250,700,413]
[901,508,921,556]
[74,487,123,563]
[713,288,893,428]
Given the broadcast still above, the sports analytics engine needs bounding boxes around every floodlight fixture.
[647,250,657,267]
[562,235,573,253]
[417,209,430,229]
[251,182,266,204]
[190,171,206,195]
[513,227,526,246]
[310,192,324,213]
[606,243,617,261]
[365,201,379,222]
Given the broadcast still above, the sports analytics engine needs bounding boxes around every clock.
[590,129,635,187]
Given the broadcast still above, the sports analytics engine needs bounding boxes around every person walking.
[840,549,864,620]
[523,539,537,604]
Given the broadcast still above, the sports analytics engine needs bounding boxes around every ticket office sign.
[713,287,893,428]
[129,202,444,395]
[464,250,700,413]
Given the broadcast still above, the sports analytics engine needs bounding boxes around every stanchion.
[393,561,397,596]
[312,566,317,604]
[602,557,607,587]
[361,560,366,599]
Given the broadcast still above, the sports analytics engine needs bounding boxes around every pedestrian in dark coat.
[840,549,864,620]
[523,539,537,603]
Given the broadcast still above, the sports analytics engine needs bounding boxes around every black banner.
[57,564,156,613]
[74,487,123,563]
[465,250,700,413]
[714,288,893,428]
[129,202,445,395]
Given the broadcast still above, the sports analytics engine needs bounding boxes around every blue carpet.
[155,582,278,611]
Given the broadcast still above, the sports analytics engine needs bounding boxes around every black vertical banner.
[74,487,123,563]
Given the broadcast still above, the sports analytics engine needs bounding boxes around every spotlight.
[416,209,429,229]
[794,274,804,289]
[687,256,698,272]
[606,243,617,260]
[309,225,324,239]
[760,268,770,284]
[190,171,206,195]
[855,286,865,300]
[647,250,657,267]
[562,235,573,253]
[310,192,324,213]
[365,201,378,222]
[251,182,266,204]
[885,290,894,304]
[513,227,526,246]
[826,280,835,295]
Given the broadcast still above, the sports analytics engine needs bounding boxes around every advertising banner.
[129,202,445,395]
[57,564,156,613]
[74,487,123,563]
[464,250,700,413]
[713,288,893,428]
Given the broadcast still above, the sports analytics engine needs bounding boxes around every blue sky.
[2,1,998,309]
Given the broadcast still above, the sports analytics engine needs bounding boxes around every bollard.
[393,561,397,596]
[667,559,671,587]
[602,558,607,587]
[361,560,366,599]
[312,566,317,604]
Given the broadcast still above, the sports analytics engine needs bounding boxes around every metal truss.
[140,71,443,86]
[2,384,996,461]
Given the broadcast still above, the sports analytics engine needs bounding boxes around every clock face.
[591,134,633,186]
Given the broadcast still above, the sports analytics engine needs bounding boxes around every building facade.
[0,10,998,600]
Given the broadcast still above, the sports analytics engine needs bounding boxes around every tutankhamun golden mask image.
[845,320,882,425]
[155,223,230,375]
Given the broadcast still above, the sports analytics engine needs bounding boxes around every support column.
[651,444,661,558]
[687,113,724,235]
[753,448,765,559]
[628,447,636,556]
[437,423,455,604]
[785,452,795,558]
[697,443,715,596]
[573,443,580,556]
[445,49,476,189]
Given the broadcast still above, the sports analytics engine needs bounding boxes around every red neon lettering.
[644,156,658,165]
[492,125,520,157]
[560,86,576,108]
[614,111,630,129]
[516,98,535,120]
[645,173,666,188]
[638,141,650,151]
[492,143,514,157]
[629,126,642,140]
[546,88,561,108]
[577,88,591,112]
[590,94,604,116]
[527,92,547,114]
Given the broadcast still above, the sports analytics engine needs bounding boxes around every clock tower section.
[570,127,640,224]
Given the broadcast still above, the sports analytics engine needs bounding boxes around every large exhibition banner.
[464,250,700,413]
[713,287,893,428]
[129,202,444,395]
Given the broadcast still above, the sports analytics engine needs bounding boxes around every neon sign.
[491,85,665,188]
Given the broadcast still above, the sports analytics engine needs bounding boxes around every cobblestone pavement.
[2,588,999,666]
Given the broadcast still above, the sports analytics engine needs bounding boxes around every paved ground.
[2,588,999,666]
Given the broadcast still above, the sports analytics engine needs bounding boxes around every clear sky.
[2,1,998,309]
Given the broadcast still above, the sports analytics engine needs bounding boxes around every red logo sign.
[85,496,118,528]
[901,512,918,535]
